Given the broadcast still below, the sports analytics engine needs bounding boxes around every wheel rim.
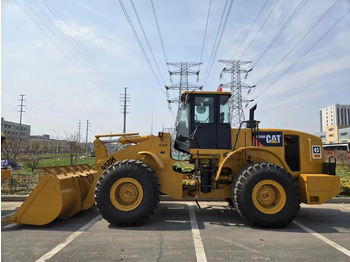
[110,177,143,211]
[252,179,286,214]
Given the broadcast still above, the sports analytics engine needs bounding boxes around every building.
[1,117,31,141]
[320,104,350,132]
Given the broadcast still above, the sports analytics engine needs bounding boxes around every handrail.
[95,133,139,138]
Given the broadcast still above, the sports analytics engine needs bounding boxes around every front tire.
[95,159,161,226]
[233,163,300,228]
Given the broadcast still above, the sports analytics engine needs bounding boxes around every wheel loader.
[5,91,340,228]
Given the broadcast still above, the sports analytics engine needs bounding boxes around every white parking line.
[2,211,16,219]
[188,204,207,262]
[293,220,350,258]
[36,215,102,262]
[3,223,21,229]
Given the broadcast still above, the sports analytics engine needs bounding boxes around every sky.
[1,0,350,142]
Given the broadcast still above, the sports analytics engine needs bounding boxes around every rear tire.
[232,163,300,228]
[95,159,161,226]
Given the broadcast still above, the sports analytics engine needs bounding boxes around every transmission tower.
[219,60,255,127]
[120,87,131,133]
[165,62,202,126]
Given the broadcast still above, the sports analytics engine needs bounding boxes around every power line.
[202,0,235,87]
[199,0,212,65]
[251,0,308,68]
[30,0,112,87]
[150,0,169,70]
[253,8,350,100]
[15,0,118,96]
[115,0,167,99]
[44,0,112,83]
[231,0,269,59]
[239,0,280,60]
[129,0,166,85]
[254,0,340,87]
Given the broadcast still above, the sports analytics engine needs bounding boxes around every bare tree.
[66,133,82,165]
[22,153,42,189]
[2,136,24,167]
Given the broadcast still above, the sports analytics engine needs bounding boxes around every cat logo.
[253,132,283,147]
[266,134,282,144]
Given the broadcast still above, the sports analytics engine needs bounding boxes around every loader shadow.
[107,202,245,232]
[107,202,350,235]
[1,206,100,232]
[2,202,348,235]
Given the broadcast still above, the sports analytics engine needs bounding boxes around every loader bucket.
[5,164,97,226]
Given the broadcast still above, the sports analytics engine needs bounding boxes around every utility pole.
[85,120,91,154]
[17,94,26,140]
[120,87,130,133]
[78,120,81,142]
[219,60,255,127]
[165,62,202,128]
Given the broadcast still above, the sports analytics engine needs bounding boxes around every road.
[2,201,350,262]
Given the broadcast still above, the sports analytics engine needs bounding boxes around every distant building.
[320,104,350,132]
[1,117,31,141]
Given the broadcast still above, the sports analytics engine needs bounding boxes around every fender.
[138,151,165,170]
[215,146,292,181]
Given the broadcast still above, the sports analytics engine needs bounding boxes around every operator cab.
[174,91,232,153]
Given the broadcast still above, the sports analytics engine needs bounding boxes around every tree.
[22,153,42,189]
[2,136,24,166]
[66,134,82,165]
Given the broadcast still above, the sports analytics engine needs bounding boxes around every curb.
[2,194,350,203]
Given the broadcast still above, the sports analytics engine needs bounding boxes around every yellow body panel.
[298,174,340,204]
[1,169,12,182]
[94,133,183,199]
[5,164,97,225]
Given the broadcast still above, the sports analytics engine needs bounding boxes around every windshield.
[174,102,190,153]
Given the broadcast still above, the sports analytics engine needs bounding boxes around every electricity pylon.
[219,60,255,127]
[165,62,202,126]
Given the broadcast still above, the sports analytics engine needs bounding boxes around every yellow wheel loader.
[6,91,340,228]
[93,91,339,228]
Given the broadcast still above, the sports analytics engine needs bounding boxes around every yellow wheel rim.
[110,178,143,211]
[252,179,286,214]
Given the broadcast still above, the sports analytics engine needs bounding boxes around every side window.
[284,135,300,172]
[219,95,230,123]
[194,97,214,123]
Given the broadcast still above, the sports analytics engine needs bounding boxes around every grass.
[38,155,95,168]
[1,154,95,195]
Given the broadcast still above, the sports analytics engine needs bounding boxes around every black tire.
[95,159,161,226]
[232,163,300,228]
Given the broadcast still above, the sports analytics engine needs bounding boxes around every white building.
[320,104,350,132]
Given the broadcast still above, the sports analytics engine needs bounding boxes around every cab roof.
[181,91,231,95]
[181,91,231,102]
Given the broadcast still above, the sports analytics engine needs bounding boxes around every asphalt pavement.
[1,201,350,262]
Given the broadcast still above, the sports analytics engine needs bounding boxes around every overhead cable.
[253,8,350,100]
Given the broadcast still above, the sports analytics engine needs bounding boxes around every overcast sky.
[1,0,350,142]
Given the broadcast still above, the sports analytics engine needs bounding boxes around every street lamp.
[53,130,59,154]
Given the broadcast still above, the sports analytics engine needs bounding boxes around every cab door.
[190,95,231,149]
